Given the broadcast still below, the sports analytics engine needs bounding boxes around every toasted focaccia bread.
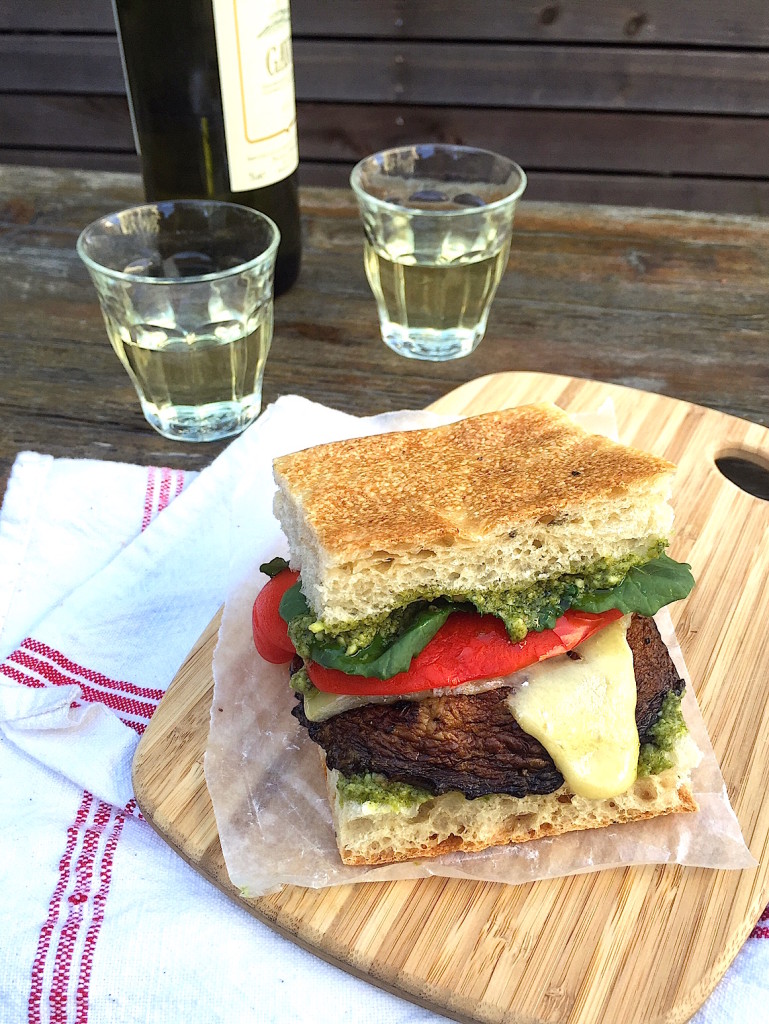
[272,403,676,630]
[324,733,700,867]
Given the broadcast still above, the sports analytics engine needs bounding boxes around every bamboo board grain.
[132,372,769,1024]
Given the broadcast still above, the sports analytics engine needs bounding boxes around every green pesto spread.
[288,602,420,659]
[336,772,433,812]
[289,543,666,658]
[637,690,688,777]
[289,666,314,696]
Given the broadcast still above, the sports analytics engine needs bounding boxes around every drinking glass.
[77,200,279,442]
[350,144,526,361]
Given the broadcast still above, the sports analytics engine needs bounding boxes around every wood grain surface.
[133,371,769,1024]
[8,33,769,113]
[1,0,768,45]
[5,3,769,212]
[2,167,769,505]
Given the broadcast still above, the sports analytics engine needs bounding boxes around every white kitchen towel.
[0,396,765,1024]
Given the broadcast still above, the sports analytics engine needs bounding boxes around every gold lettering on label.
[266,37,292,76]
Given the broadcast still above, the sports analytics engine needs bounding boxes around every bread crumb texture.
[273,404,676,626]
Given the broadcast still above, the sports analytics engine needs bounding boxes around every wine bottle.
[113,0,301,295]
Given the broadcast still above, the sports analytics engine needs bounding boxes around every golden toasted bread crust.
[273,403,674,558]
[336,784,698,866]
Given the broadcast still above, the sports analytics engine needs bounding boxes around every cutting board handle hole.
[714,449,769,501]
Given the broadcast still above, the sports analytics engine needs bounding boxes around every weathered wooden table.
[1,163,768,498]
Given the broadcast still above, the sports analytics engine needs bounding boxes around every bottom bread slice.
[325,735,700,867]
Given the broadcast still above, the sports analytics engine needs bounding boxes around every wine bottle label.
[211,0,299,192]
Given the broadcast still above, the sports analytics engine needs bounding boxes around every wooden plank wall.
[1,0,769,213]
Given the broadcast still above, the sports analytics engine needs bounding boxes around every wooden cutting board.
[132,371,769,1024]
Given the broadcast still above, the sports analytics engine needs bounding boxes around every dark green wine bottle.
[113,0,301,295]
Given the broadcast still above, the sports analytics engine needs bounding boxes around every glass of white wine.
[77,200,279,442]
[351,145,526,361]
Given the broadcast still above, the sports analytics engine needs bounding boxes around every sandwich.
[252,403,699,867]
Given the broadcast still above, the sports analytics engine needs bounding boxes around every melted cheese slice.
[506,616,639,799]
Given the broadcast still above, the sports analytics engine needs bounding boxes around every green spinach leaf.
[573,553,694,616]
[279,580,311,620]
[279,579,452,680]
[311,606,452,680]
[260,556,291,578]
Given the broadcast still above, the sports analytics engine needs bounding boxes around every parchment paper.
[204,398,756,896]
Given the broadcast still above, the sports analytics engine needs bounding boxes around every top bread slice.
[272,403,676,630]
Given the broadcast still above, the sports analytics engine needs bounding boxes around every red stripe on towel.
[141,466,157,531]
[0,660,45,688]
[9,650,158,722]
[24,461,184,1020]
[157,466,173,514]
[49,800,113,1021]
[751,904,769,939]
[20,639,164,702]
[142,465,185,528]
[28,791,93,1024]
[31,796,137,1022]
[74,800,134,1023]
